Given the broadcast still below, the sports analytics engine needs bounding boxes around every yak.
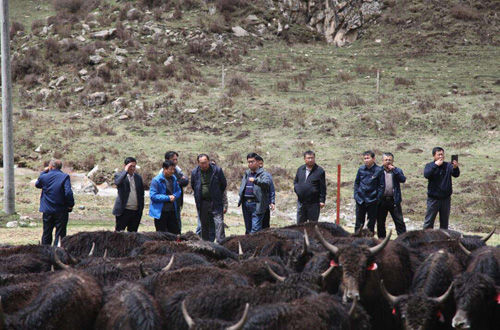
[0,269,102,330]
[451,272,499,330]
[379,250,462,330]
[95,281,163,330]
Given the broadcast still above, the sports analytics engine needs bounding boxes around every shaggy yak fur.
[452,272,499,330]
[131,240,237,261]
[95,281,163,330]
[381,250,462,330]
[1,270,102,330]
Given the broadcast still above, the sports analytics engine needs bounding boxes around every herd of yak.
[0,222,498,330]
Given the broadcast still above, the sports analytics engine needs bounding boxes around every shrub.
[10,21,24,39]
[451,5,480,20]
[276,81,289,92]
[31,19,45,35]
[53,0,101,14]
[394,77,414,86]
[22,74,40,89]
[326,98,342,110]
[87,77,105,92]
[344,93,366,107]
[92,122,116,136]
[45,38,62,64]
[337,71,352,82]
[227,74,253,97]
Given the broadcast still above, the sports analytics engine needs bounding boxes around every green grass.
[2,0,499,244]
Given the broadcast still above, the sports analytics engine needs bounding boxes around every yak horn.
[51,265,55,272]
[481,227,496,243]
[103,249,108,259]
[265,262,285,282]
[57,240,62,248]
[380,280,399,305]
[440,229,451,238]
[368,230,392,255]
[68,253,78,265]
[458,241,472,256]
[162,255,175,272]
[321,264,336,279]
[433,283,453,304]
[53,249,70,270]
[314,225,339,255]
[88,242,95,256]
[139,263,149,278]
[303,230,310,252]
[348,298,357,317]
[227,303,250,330]
[238,241,244,257]
[181,300,195,329]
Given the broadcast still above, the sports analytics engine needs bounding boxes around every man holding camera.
[423,147,460,229]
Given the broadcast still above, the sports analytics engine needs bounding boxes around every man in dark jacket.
[165,151,189,231]
[191,154,227,242]
[35,159,74,246]
[423,147,460,229]
[238,153,272,234]
[376,152,407,237]
[112,157,145,232]
[256,155,275,229]
[294,150,326,224]
[354,150,384,234]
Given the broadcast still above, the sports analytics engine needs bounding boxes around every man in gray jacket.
[238,153,272,234]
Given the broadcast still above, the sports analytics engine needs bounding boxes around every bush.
[31,20,45,35]
[344,93,366,107]
[337,71,352,82]
[394,77,414,86]
[87,77,105,92]
[53,0,101,14]
[451,5,480,20]
[10,21,24,39]
[227,74,253,97]
[276,81,289,92]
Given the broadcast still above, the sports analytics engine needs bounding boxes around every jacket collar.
[246,167,263,176]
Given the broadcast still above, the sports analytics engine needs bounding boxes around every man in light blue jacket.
[149,160,181,233]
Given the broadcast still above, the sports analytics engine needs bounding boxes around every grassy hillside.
[2,0,498,242]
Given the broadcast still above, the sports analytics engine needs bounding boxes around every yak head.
[182,300,249,330]
[380,280,452,330]
[452,272,497,329]
[315,225,391,303]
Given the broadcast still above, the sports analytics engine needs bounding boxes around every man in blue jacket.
[35,159,74,246]
[423,147,460,229]
[112,157,145,232]
[354,151,384,235]
[238,153,272,234]
[191,154,227,242]
[377,152,407,237]
[149,160,181,233]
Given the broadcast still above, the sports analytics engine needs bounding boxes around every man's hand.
[270,204,275,211]
[43,166,50,173]
[248,177,255,182]
[320,202,325,209]
[387,164,395,171]
[435,158,444,166]
[124,163,133,172]
[223,208,228,214]
[452,160,459,169]
[169,195,175,202]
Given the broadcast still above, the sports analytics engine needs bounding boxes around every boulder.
[89,54,103,65]
[83,92,107,107]
[91,28,116,40]
[6,221,18,228]
[232,26,249,37]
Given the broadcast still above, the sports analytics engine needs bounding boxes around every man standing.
[238,153,272,234]
[112,157,145,232]
[164,151,189,231]
[294,150,326,224]
[191,154,227,242]
[35,159,74,246]
[149,160,181,233]
[354,151,384,234]
[256,155,275,229]
[377,153,407,237]
[423,147,460,229]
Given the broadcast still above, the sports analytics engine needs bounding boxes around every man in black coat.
[423,147,460,229]
[294,150,326,223]
[112,157,145,232]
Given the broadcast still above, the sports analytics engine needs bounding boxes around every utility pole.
[1,0,15,214]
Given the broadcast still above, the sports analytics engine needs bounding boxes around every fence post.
[336,164,341,225]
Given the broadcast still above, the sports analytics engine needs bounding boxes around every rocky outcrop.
[277,0,381,45]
